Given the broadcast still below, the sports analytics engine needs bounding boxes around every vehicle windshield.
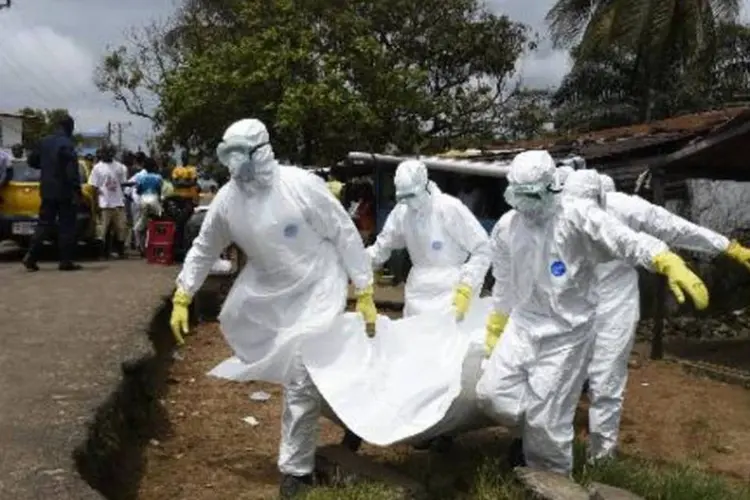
[9,160,41,182]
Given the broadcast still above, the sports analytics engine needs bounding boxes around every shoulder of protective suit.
[279,165,323,187]
[435,192,466,211]
[559,196,597,226]
[491,209,516,237]
[209,182,236,212]
[388,202,408,221]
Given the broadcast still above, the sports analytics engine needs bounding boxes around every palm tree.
[546,0,741,121]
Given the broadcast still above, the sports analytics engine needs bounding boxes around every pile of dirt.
[137,324,750,499]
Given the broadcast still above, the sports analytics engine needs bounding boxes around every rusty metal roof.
[655,109,750,181]
[490,107,749,152]
[435,106,750,195]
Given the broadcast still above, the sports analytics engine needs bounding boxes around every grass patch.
[579,457,750,500]
[304,440,750,500]
[304,482,406,500]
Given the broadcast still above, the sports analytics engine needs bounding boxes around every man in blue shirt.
[133,158,164,253]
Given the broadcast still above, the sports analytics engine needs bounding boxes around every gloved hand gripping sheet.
[208,298,495,446]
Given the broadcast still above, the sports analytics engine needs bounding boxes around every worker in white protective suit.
[563,169,750,463]
[554,165,575,190]
[168,118,378,499]
[367,160,491,320]
[475,150,709,476]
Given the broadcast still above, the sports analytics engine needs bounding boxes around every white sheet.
[208,298,493,445]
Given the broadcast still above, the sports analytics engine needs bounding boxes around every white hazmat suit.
[564,170,746,461]
[172,119,375,494]
[367,160,491,318]
[476,152,708,476]
[554,165,575,190]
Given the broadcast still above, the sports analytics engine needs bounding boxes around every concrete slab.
[590,482,645,500]
[315,444,427,499]
[0,260,176,499]
[512,467,591,500]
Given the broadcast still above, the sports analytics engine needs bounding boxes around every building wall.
[636,181,750,318]
[687,179,750,314]
[0,116,23,149]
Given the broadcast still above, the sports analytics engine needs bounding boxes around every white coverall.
[176,119,373,477]
[475,151,671,476]
[554,165,575,190]
[367,160,491,317]
[565,171,730,461]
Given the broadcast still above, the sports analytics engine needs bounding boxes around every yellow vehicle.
[0,158,98,247]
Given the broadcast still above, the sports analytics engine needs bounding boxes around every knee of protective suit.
[523,408,575,476]
[475,379,524,428]
[284,367,321,403]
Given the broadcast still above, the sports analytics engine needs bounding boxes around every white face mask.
[224,142,275,191]
[252,159,276,187]
[504,184,557,220]
[398,190,430,213]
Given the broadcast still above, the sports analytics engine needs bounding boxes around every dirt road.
[138,325,750,499]
[0,259,176,499]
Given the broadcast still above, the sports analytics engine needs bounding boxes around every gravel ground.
[0,258,177,499]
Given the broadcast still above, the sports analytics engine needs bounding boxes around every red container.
[147,220,176,246]
[146,242,174,265]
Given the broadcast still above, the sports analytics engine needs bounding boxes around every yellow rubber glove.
[355,285,378,337]
[485,311,509,356]
[651,251,709,310]
[725,240,750,272]
[170,288,191,346]
[453,283,472,321]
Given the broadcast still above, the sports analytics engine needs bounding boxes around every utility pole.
[116,123,123,151]
[107,122,112,142]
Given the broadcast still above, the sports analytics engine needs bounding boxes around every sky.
[1,0,749,150]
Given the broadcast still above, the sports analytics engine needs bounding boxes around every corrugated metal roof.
[655,110,750,181]
[491,107,749,150]
[435,106,750,196]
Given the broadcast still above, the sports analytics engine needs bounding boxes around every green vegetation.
[304,440,749,500]
[97,0,750,157]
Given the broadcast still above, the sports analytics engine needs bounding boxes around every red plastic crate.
[146,242,174,265]
[147,220,176,246]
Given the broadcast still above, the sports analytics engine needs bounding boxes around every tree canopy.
[546,0,742,122]
[17,108,79,150]
[98,0,750,148]
[551,23,750,132]
[96,0,532,163]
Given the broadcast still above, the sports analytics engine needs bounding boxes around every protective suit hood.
[504,150,559,222]
[555,165,575,189]
[599,174,616,193]
[216,118,278,192]
[563,169,607,209]
[394,160,432,213]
